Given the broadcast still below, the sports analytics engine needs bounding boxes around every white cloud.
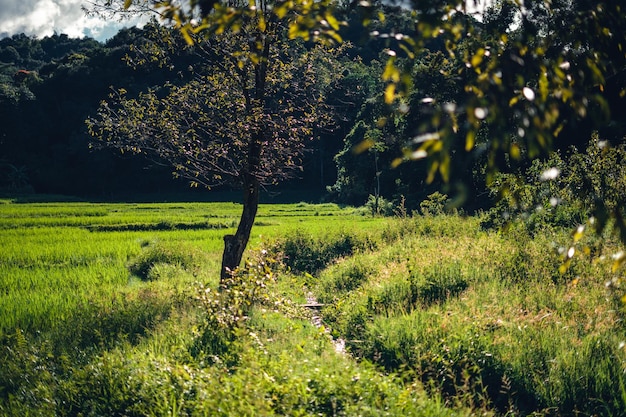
[0,0,146,41]
[0,0,492,42]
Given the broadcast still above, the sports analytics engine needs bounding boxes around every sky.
[0,0,491,43]
[0,0,146,42]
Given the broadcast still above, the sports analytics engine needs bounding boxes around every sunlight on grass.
[2,202,625,415]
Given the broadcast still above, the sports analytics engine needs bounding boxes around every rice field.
[0,198,385,338]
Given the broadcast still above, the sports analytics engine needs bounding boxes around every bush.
[128,241,199,280]
[481,134,626,237]
[420,192,450,216]
[364,194,395,216]
[193,250,277,364]
[275,230,375,274]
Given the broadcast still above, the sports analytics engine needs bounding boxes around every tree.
[355,0,626,241]
[87,22,341,281]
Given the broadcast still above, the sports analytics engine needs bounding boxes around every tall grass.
[0,200,477,416]
[305,214,626,415]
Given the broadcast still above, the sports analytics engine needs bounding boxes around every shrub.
[128,241,199,280]
[364,194,395,216]
[481,134,626,237]
[275,230,375,274]
[420,191,450,216]
[193,250,276,365]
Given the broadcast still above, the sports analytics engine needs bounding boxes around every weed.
[192,249,277,365]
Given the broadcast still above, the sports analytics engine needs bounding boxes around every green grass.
[5,199,458,416]
[311,215,626,415]
[0,201,383,338]
[2,200,625,415]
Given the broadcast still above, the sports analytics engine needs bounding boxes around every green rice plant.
[0,330,58,415]
[86,221,231,232]
[0,264,128,336]
[54,286,190,353]
[5,199,625,416]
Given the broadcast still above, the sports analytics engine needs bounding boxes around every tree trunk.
[220,174,260,284]
[220,34,269,285]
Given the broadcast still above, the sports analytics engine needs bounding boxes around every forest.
[0,16,399,202]
[2,0,626,415]
[2,1,622,210]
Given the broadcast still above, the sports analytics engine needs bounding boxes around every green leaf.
[180,25,194,45]
[470,48,484,68]
[325,12,340,31]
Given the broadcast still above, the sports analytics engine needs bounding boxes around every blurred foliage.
[482,131,626,241]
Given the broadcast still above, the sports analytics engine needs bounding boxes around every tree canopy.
[102,0,624,179]
[2,0,625,269]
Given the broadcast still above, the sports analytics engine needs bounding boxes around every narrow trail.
[304,291,345,355]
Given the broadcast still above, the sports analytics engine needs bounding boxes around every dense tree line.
[0,28,183,196]
[0,15,442,205]
[0,18,377,200]
[1,1,625,213]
